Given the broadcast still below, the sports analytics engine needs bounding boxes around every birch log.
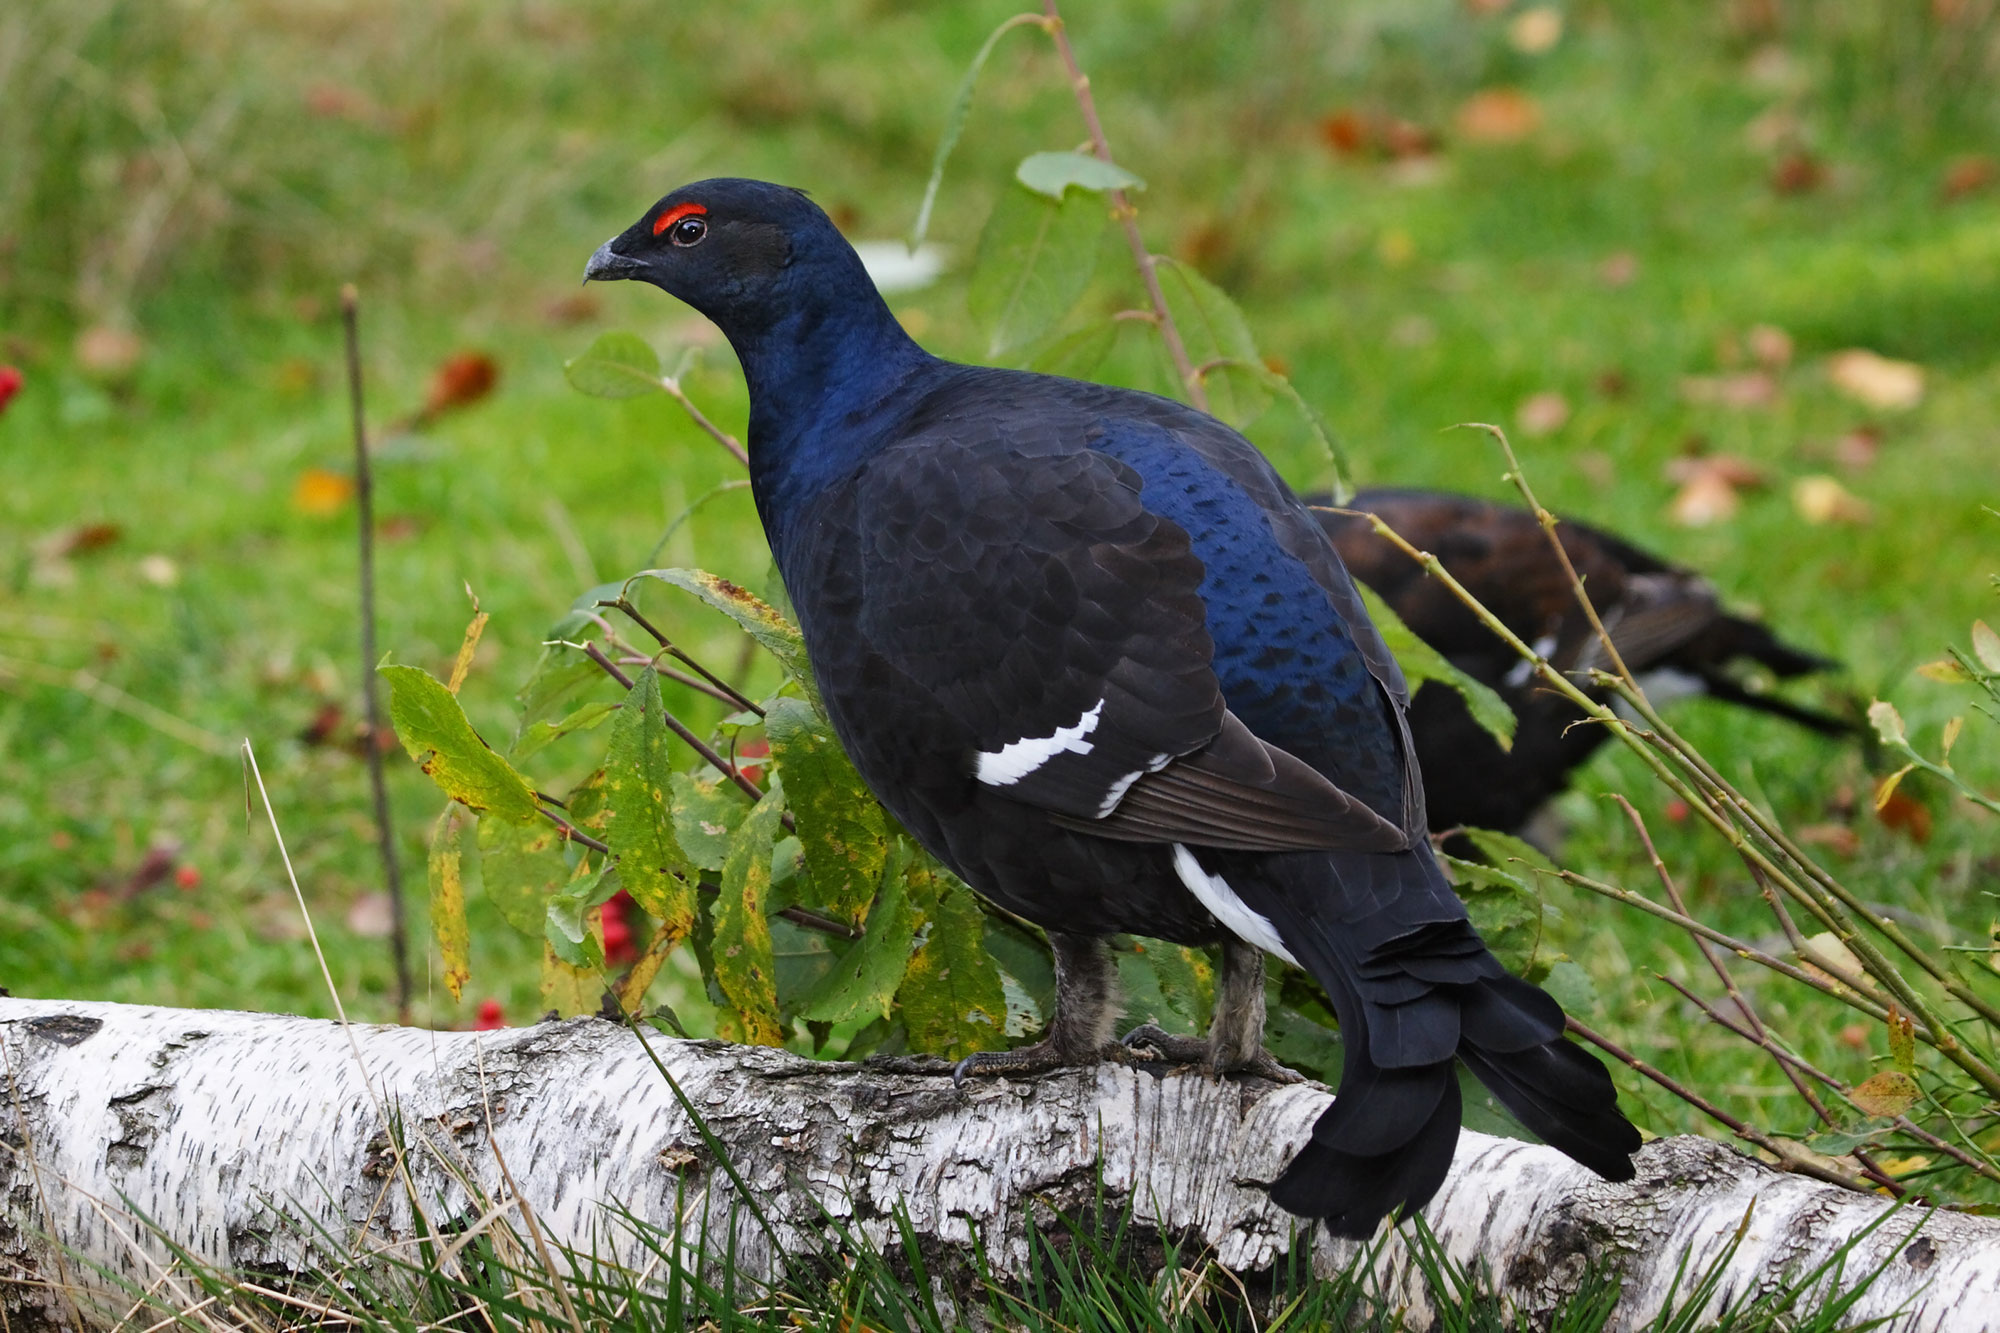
[3,997,1996,1331]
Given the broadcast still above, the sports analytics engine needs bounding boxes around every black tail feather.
[1230,848,1640,1235]
[1269,1057,1462,1238]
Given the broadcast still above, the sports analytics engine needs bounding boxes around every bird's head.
[582,178,861,339]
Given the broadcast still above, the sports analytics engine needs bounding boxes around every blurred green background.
[2,0,1996,1147]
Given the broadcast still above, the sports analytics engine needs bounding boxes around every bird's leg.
[1124,937,1303,1083]
[953,931,1125,1084]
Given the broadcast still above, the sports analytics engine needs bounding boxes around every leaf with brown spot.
[379,664,540,823]
[603,668,696,942]
[1849,1070,1920,1119]
[429,803,471,1000]
[712,787,785,1046]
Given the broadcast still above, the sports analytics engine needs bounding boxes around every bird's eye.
[669,216,708,247]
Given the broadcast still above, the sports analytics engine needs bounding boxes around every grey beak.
[583,238,645,285]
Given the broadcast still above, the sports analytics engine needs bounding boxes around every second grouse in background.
[1314,488,1854,837]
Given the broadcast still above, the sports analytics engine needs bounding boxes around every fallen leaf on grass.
[39,523,123,558]
[137,554,179,586]
[1792,474,1873,524]
[544,291,602,325]
[1508,7,1563,53]
[1876,788,1933,843]
[74,326,143,379]
[1457,88,1541,143]
[1833,427,1881,470]
[347,892,395,938]
[1796,823,1862,857]
[1515,390,1570,436]
[1942,155,1996,200]
[1770,151,1825,195]
[422,350,500,419]
[1598,252,1638,287]
[1680,371,1777,408]
[1664,453,1766,526]
[293,467,355,516]
[1829,349,1924,410]
[1747,323,1793,369]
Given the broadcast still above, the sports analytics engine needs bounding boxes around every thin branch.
[661,375,748,468]
[579,642,781,817]
[1565,1019,1877,1194]
[342,284,412,1025]
[1040,0,1207,413]
[604,598,764,716]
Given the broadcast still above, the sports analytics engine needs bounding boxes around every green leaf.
[379,664,540,822]
[897,863,1007,1060]
[429,803,470,1000]
[564,331,663,399]
[671,771,748,870]
[713,787,787,1046]
[1152,256,1265,427]
[909,11,1049,250]
[626,568,817,703]
[477,815,571,937]
[1538,959,1597,1016]
[511,700,619,763]
[604,669,698,941]
[1440,852,1544,977]
[764,697,886,930]
[546,865,621,969]
[1460,826,1557,880]
[1354,585,1518,751]
[793,847,917,1024]
[967,183,1105,358]
[1015,150,1145,200]
[1028,318,1119,381]
[512,646,606,749]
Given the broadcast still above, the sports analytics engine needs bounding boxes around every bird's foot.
[952,1036,1129,1087]
[1121,1022,1306,1084]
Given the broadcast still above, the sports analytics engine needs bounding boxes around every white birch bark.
[3,996,1995,1331]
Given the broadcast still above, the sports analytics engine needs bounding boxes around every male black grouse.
[584,179,1640,1236]
[1314,489,1853,835]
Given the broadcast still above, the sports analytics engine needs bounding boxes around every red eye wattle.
[653,202,708,236]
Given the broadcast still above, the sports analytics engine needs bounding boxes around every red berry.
[174,865,201,889]
[0,366,21,415]
[600,890,638,966]
[1663,799,1690,824]
[474,999,505,1030]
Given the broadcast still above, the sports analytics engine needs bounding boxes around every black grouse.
[583,180,1641,1236]
[1314,489,1853,835]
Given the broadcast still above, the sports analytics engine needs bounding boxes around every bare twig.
[604,598,764,716]
[1565,1018,1877,1193]
[579,642,774,811]
[661,374,748,468]
[1041,0,1208,413]
[342,284,412,1025]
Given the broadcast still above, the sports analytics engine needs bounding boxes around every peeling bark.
[3,997,1997,1331]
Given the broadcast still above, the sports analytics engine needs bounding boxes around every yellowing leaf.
[765,697,887,930]
[379,664,540,822]
[1867,699,1906,745]
[1973,620,2000,674]
[626,568,816,703]
[898,861,1007,1060]
[477,814,570,937]
[429,804,470,1000]
[603,668,697,942]
[712,787,786,1046]
[1916,658,1971,683]
[447,607,489,695]
[1848,1070,1920,1119]
[1456,88,1541,143]
[1874,764,1916,810]
[1942,716,1964,761]
[1792,474,1873,525]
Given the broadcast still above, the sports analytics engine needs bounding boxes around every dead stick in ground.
[342,283,412,1024]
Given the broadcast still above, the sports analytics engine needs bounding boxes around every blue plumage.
[584,178,1640,1237]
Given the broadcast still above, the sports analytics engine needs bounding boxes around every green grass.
[6,0,2000,1205]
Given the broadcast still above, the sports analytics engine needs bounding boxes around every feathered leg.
[1123,937,1302,1081]
[954,931,1124,1082]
